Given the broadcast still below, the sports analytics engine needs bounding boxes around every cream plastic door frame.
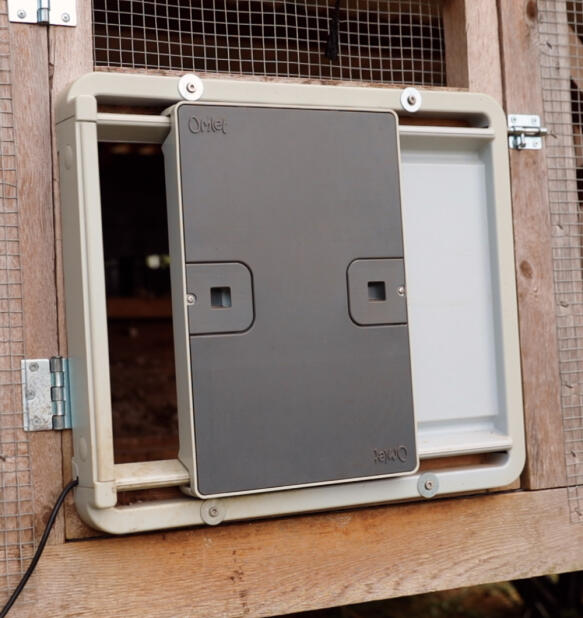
[56,72,524,534]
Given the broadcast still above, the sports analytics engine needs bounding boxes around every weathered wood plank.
[47,0,94,541]
[537,0,583,510]
[443,0,503,103]
[498,0,567,489]
[9,22,64,544]
[8,487,583,617]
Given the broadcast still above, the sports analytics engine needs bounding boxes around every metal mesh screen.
[93,0,445,86]
[0,0,34,601]
[539,0,583,523]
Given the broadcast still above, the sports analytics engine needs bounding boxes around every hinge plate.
[508,114,548,150]
[21,357,72,431]
[8,0,76,26]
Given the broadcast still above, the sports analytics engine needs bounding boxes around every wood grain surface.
[8,487,583,617]
[47,0,95,541]
[9,21,64,544]
[498,0,567,489]
[443,0,503,103]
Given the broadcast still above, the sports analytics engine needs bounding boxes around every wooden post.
[442,0,503,103]
[48,1,95,540]
[498,0,568,489]
[9,20,64,543]
[536,0,583,511]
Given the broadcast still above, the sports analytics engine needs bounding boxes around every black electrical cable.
[0,478,78,618]
[325,0,342,61]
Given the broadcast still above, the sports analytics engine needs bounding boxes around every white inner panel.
[400,143,500,430]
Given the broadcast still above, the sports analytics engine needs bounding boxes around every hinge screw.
[407,94,417,106]
[186,294,196,306]
[29,362,39,372]
[424,479,434,491]
[61,12,70,23]
[16,9,26,18]
[208,506,219,518]
[185,81,197,94]
[25,388,35,401]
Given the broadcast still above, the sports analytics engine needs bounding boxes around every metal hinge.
[8,0,76,26]
[508,114,548,150]
[21,357,72,431]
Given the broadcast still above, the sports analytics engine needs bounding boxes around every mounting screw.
[200,500,225,526]
[61,12,70,23]
[178,74,204,101]
[16,9,26,18]
[417,473,439,498]
[29,362,39,372]
[25,389,35,401]
[401,87,422,113]
[186,294,196,306]
[397,285,406,297]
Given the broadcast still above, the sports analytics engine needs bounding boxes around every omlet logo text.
[188,116,227,135]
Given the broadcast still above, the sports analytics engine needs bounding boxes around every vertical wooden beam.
[48,1,94,540]
[9,23,64,543]
[498,0,567,489]
[442,0,503,103]
[442,0,469,88]
[536,0,583,510]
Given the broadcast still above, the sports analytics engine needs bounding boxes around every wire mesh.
[0,0,34,602]
[93,0,445,86]
[539,0,583,523]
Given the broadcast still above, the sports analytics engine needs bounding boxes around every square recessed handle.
[186,262,254,334]
[347,259,407,326]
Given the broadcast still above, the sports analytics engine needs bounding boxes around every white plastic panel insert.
[401,134,510,457]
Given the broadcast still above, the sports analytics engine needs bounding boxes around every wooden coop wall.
[0,0,581,615]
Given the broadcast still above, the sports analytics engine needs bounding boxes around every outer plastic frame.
[56,72,525,534]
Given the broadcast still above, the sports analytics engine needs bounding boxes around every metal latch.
[508,114,548,150]
[21,357,72,431]
[8,0,76,26]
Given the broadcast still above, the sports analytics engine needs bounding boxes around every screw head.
[186,294,196,306]
[397,285,406,297]
[208,506,219,518]
[178,74,204,101]
[61,12,70,23]
[29,362,39,372]
[25,389,36,401]
[424,479,434,491]
[16,9,26,18]
[401,87,422,113]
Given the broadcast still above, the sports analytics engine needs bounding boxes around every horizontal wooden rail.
[13,487,583,617]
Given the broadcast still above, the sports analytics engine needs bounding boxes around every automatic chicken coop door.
[164,104,417,498]
[56,73,525,533]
